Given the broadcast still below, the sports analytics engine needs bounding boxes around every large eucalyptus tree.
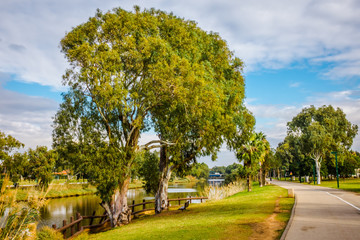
[55,6,247,226]
[287,105,358,184]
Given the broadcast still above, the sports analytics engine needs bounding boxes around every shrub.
[36,226,63,240]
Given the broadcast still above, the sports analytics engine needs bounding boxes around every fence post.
[70,216,74,236]
[62,220,67,237]
[99,210,107,224]
[132,200,135,213]
[178,197,180,206]
[76,212,81,232]
[143,199,146,210]
[190,196,192,204]
[200,198,203,203]
[89,211,96,226]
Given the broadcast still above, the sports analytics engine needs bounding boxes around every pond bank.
[14,177,202,201]
[80,184,294,240]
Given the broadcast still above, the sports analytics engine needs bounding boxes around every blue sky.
[1,0,360,167]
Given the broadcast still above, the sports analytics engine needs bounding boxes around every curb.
[280,192,297,240]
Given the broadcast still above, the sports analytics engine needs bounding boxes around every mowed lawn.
[281,177,360,193]
[316,178,360,193]
[86,184,294,240]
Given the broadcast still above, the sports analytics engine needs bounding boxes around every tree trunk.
[100,177,131,228]
[155,145,172,214]
[315,160,321,185]
[261,170,267,186]
[312,154,322,185]
[245,160,251,192]
[259,164,263,187]
[155,168,172,214]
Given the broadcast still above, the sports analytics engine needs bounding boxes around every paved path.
[271,180,360,240]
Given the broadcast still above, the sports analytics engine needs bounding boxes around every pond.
[38,181,207,229]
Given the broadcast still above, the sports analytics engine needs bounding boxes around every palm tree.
[237,132,269,191]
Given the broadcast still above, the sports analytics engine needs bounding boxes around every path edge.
[280,192,297,240]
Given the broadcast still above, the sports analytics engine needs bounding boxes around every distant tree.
[0,131,25,183]
[4,152,28,184]
[28,146,57,189]
[260,148,274,186]
[210,166,226,175]
[236,132,268,191]
[190,163,209,179]
[287,105,358,184]
[223,163,241,184]
[138,151,160,195]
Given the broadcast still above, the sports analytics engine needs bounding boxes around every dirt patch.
[249,198,286,240]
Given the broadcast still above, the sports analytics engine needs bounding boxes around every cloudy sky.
[1,0,360,167]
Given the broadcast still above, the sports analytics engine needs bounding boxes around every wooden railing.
[130,196,208,215]
[53,196,208,239]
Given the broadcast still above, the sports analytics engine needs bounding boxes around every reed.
[202,180,245,200]
[0,176,48,240]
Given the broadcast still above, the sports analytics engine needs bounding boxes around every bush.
[36,226,63,240]
[73,231,90,240]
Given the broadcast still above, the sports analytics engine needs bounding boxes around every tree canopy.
[56,6,247,226]
[285,105,358,183]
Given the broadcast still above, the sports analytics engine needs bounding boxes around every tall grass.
[202,180,245,200]
[0,176,48,240]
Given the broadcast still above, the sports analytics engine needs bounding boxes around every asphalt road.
[271,180,360,240]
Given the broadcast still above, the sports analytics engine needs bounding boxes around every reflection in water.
[38,181,206,229]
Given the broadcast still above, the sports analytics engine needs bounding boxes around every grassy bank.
[279,177,360,193]
[83,184,293,240]
[14,184,97,201]
[13,179,145,200]
[308,178,360,193]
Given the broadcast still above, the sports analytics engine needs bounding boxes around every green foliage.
[0,176,44,240]
[36,226,63,240]
[190,162,209,179]
[0,131,25,183]
[28,146,57,190]
[0,131,24,161]
[210,166,226,174]
[224,165,243,185]
[2,152,28,184]
[56,5,248,220]
[281,105,358,180]
[87,185,293,240]
[138,151,160,195]
[237,132,269,172]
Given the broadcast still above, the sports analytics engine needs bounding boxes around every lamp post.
[313,161,316,185]
[331,151,339,188]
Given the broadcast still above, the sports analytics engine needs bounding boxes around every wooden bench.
[178,201,190,211]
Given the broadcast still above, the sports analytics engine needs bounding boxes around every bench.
[178,201,190,211]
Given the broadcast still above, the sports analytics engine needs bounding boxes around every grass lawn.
[14,183,97,201]
[308,178,360,193]
[11,179,145,200]
[85,184,294,240]
[278,177,360,193]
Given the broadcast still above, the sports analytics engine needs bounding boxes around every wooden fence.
[53,196,208,239]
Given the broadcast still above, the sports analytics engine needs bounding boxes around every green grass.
[11,179,145,200]
[279,177,360,193]
[86,184,294,240]
[313,178,360,192]
[14,183,97,201]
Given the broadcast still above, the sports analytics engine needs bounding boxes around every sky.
[1,0,360,168]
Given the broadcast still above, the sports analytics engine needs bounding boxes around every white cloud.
[248,88,360,151]
[0,83,58,149]
[1,0,360,90]
[290,82,301,88]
